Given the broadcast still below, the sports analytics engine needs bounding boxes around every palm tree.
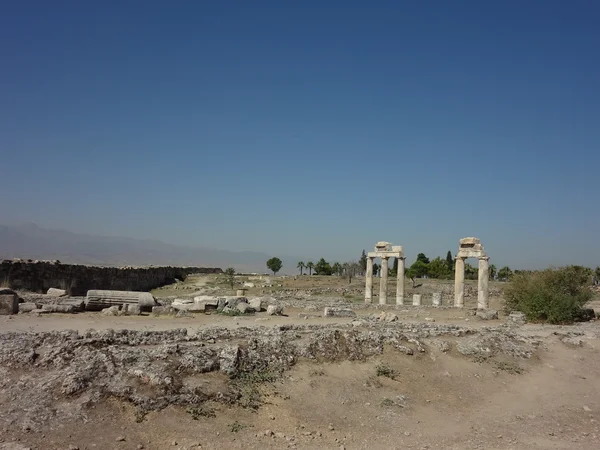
[297,261,305,275]
[306,261,314,276]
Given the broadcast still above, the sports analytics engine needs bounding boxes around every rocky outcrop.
[0,260,221,295]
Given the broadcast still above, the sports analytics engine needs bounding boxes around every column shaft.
[454,257,465,307]
[379,257,389,305]
[477,258,489,309]
[396,257,405,305]
[365,257,374,303]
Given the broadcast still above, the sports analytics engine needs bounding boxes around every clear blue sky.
[1,0,599,269]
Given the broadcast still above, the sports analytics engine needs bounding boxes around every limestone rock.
[41,304,75,313]
[237,302,253,314]
[0,444,33,450]
[126,304,142,316]
[46,287,67,297]
[175,309,193,318]
[323,307,357,318]
[248,297,265,312]
[193,296,219,312]
[19,302,41,313]
[102,305,122,316]
[151,306,176,316]
[476,309,499,320]
[508,311,527,325]
[267,304,284,316]
[225,297,247,308]
[0,293,19,315]
[379,312,398,322]
[219,345,240,375]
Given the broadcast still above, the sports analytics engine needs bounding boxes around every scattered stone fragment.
[18,302,40,313]
[46,287,67,297]
[508,311,527,325]
[0,293,19,315]
[116,436,126,442]
[323,307,356,318]
[267,304,284,316]
[476,309,499,320]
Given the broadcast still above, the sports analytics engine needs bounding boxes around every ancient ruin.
[364,241,405,305]
[454,237,489,309]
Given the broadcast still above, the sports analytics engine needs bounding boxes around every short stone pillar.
[432,292,442,306]
[396,257,405,305]
[477,257,490,309]
[412,294,422,306]
[236,288,247,297]
[379,257,389,305]
[454,257,465,307]
[365,257,374,303]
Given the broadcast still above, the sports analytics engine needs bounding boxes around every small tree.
[373,263,379,277]
[408,260,428,278]
[489,264,497,281]
[504,266,593,324]
[266,257,283,275]
[306,261,314,275]
[428,257,450,279]
[332,262,343,276]
[359,250,367,274]
[297,261,305,275]
[314,258,333,275]
[446,251,454,272]
[416,253,430,265]
[498,266,513,281]
[224,267,236,289]
[343,261,361,284]
[464,262,477,280]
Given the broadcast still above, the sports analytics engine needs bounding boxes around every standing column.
[365,257,374,303]
[454,257,465,307]
[396,257,405,305]
[379,257,389,305]
[477,257,489,309]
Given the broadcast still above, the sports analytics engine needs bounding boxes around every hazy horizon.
[1,2,599,270]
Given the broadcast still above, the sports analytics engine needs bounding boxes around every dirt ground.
[1,274,600,450]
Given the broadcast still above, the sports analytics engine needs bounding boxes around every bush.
[503,266,593,324]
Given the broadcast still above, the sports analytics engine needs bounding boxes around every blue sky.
[1,0,599,269]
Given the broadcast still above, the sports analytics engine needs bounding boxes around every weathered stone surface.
[432,292,442,306]
[86,290,157,312]
[0,294,19,315]
[46,287,67,297]
[412,294,422,306]
[19,302,41,313]
[151,306,176,316]
[41,304,75,313]
[0,444,33,450]
[102,305,122,316]
[219,345,240,375]
[476,309,499,320]
[248,297,265,312]
[508,311,527,325]
[237,302,253,314]
[323,307,357,318]
[126,304,142,316]
[0,260,221,295]
[225,297,247,308]
[267,304,284,316]
[378,311,398,322]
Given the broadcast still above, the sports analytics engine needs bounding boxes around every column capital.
[454,256,465,261]
[478,256,490,261]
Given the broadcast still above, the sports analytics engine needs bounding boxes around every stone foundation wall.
[0,261,222,295]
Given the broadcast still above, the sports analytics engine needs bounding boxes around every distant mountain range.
[0,223,295,273]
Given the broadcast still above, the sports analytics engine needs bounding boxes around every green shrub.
[503,266,593,324]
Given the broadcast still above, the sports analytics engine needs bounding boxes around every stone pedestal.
[396,257,405,305]
[412,294,422,306]
[454,257,465,307]
[379,257,389,305]
[432,292,442,306]
[365,257,374,303]
[477,257,490,309]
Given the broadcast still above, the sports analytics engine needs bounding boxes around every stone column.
[379,257,389,305]
[454,257,465,307]
[365,257,374,303]
[477,257,490,309]
[396,257,405,305]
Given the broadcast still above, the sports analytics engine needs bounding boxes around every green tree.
[306,261,314,275]
[224,267,236,289]
[314,258,333,275]
[297,261,305,275]
[498,266,513,281]
[332,262,343,276]
[428,257,450,279]
[464,262,477,280]
[359,250,367,273]
[504,266,593,324]
[408,260,429,278]
[489,264,497,281]
[266,257,283,275]
[446,251,454,272]
[373,263,379,277]
[390,258,399,277]
[594,266,600,285]
[416,253,430,265]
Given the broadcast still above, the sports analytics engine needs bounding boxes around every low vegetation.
[504,266,593,324]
